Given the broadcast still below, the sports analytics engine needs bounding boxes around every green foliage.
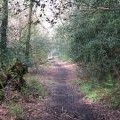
[8,102,24,118]
[56,6,120,106]
[103,74,116,88]
[76,76,120,107]
[0,89,4,100]
[31,35,51,65]
[76,79,98,101]
[21,76,45,99]
[0,23,51,69]
[55,27,71,60]
[110,87,120,108]
[56,2,120,80]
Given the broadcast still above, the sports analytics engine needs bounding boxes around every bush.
[21,76,45,100]
[109,86,120,108]
[55,4,120,81]
[76,79,98,101]
[76,77,119,104]
[8,102,24,119]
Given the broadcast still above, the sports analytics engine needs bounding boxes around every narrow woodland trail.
[27,59,120,120]
[37,59,107,120]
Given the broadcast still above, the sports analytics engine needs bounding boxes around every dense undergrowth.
[4,74,46,119]
[55,0,120,109]
[76,74,120,108]
[22,75,46,100]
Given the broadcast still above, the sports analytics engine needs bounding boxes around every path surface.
[38,60,106,120]
[27,59,120,120]
[0,60,120,120]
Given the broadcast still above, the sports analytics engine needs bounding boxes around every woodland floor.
[26,59,120,120]
[0,59,120,120]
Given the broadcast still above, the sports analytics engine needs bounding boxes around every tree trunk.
[0,0,8,67]
[25,0,33,63]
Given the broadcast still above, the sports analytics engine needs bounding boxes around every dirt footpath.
[27,59,120,120]
[37,60,106,120]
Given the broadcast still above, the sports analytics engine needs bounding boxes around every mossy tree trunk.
[25,0,33,66]
[0,0,8,68]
